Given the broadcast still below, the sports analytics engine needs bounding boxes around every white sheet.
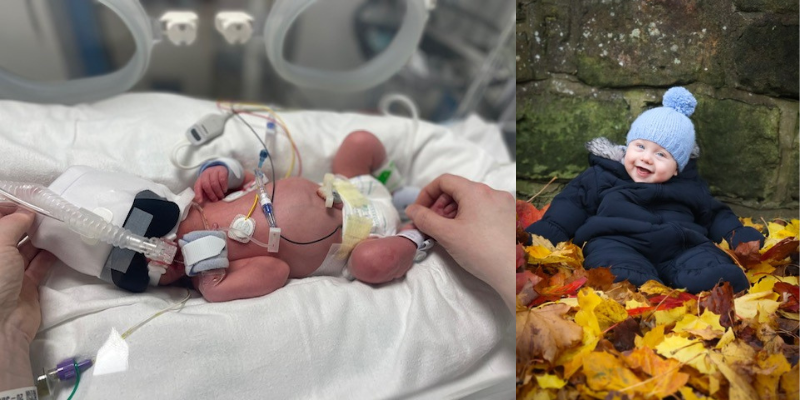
[0,93,515,399]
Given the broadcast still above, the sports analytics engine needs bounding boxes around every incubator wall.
[0,0,515,156]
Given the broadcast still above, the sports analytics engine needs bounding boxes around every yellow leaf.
[534,373,567,389]
[639,280,676,296]
[777,276,799,285]
[721,340,756,366]
[575,288,602,338]
[777,310,799,320]
[740,217,765,232]
[781,364,799,400]
[655,335,716,374]
[734,290,780,319]
[745,262,775,282]
[679,386,712,400]
[763,220,799,249]
[654,305,687,326]
[635,324,665,349]
[594,297,628,331]
[715,328,735,349]
[583,351,642,393]
[754,353,791,400]
[708,352,759,400]
[673,310,725,340]
[621,346,689,398]
[750,275,778,293]
[555,297,579,308]
[624,299,649,310]
[526,245,552,259]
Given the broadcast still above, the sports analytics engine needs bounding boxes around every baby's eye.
[656,152,666,157]
[636,144,645,149]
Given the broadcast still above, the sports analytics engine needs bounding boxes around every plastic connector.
[258,149,269,168]
[215,11,254,45]
[268,227,281,253]
[160,11,199,45]
[146,238,178,264]
[186,114,228,145]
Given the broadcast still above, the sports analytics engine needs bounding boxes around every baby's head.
[624,87,697,183]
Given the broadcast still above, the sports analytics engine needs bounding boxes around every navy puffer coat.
[525,138,763,293]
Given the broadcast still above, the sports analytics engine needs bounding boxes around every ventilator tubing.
[0,182,177,264]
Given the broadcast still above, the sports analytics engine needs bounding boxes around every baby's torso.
[178,177,343,278]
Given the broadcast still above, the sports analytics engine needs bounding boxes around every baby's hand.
[430,193,457,219]
[194,166,228,203]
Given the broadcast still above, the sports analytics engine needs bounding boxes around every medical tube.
[0,182,177,264]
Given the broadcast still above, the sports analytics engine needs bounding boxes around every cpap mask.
[0,0,433,104]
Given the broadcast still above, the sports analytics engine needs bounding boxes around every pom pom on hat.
[662,87,697,117]
[626,87,697,172]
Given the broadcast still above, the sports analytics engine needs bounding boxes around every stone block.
[574,0,723,88]
[516,93,630,180]
[733,0,799,13]
[734,18,799,97]
[693,97,781,201]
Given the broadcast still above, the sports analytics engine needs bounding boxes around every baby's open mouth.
[635,166,652,176]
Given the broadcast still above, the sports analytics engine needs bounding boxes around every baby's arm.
[193,256,290,302]
[525,167,599,245]
[193,158,250,203]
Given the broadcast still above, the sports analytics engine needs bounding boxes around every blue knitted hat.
[626,87,697,171]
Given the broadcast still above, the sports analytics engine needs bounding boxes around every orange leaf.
[516,303,582,364]
[761,237,799,263]
[516,200,549,229]
[585,267,616,291]
[622,346,689,398]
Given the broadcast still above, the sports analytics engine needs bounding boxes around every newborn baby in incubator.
[29,131,435,302]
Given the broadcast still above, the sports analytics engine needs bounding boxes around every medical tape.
[181,235,227,266]
[332,178,372,259]
[321,173,335,208]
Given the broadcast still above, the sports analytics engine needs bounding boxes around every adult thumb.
[405,204,448,240]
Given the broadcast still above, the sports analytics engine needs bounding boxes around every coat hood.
[584,137,701,180]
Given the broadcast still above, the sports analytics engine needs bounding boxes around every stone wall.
[516,0,799,218]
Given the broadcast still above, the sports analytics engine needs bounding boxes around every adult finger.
[405,204,453,242]
[17,240,40,269]
[25,250,55,287]
[0,210,34,247]
[414,174,471,208]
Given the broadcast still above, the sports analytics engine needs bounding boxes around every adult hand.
[405,174,515,313]
[0,206,55,391]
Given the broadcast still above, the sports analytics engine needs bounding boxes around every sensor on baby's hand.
[186,114,228,145]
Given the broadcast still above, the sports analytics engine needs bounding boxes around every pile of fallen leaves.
[516,200,799,400]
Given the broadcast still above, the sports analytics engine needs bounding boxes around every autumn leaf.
[699,281,735,328]
[655,335,715,374]
[761,237,799,263]
[582,351,643,394]
[584,267,616,291]
[622,346,689,398]
[734,290,781,321]
[752,352,791,400]
[709,352,759,400]
[516,303,582,364]
[516,200,549,229]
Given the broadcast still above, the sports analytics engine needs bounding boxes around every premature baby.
[30,131,434,302]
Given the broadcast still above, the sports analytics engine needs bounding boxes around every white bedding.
[0,93,514,399]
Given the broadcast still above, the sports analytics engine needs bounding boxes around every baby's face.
[623,139,678,183]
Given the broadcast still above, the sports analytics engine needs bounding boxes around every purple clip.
[56,358,93,381]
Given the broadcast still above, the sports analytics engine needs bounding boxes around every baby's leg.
[332,130,386,178]
[347,236,417,284]
[193,256,290,302]
[584,238,661,286]
[661,242,749,294]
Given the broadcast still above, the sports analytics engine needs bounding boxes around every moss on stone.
[694,97,781,200]
[516,95,629,180]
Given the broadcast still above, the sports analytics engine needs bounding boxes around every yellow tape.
[333,179,367,208]
[332,178,372,258]
[336,215,373,259]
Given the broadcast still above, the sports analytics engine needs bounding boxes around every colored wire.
[217,100,302,177]
[245,194,258,219]
[280,225,341,245]
[66,359,80,400]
